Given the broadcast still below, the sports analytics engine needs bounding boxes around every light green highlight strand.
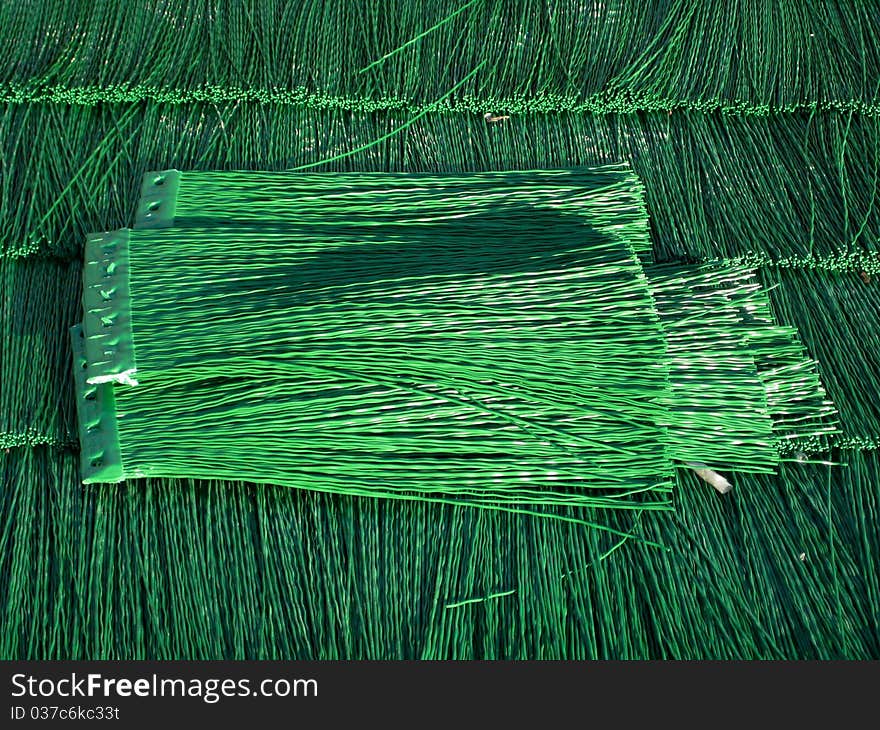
[358,0,484,75]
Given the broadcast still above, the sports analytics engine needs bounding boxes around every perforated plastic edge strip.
[70,323,125,484]
[135,169,180,228]
[82,229,138,386]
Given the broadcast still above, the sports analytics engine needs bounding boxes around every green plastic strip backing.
[81,229,138,386]
[134,169,180,228]
[70,323,124,484]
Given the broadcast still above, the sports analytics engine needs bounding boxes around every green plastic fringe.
[1,1,878,115]
[763,268,880,447]
[1,0,879,660]
[70,167,834,524]
[0,257,81,449]
[2,106,878,265]
[78,168,679,515]
[3,109,876,457]
[2,446,877,659]
[646,265,838,470]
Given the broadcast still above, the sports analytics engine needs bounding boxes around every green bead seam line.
[82,230,138,386]
[721,252,880,276]
[70,323,124,484]
[1,84,879,117]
